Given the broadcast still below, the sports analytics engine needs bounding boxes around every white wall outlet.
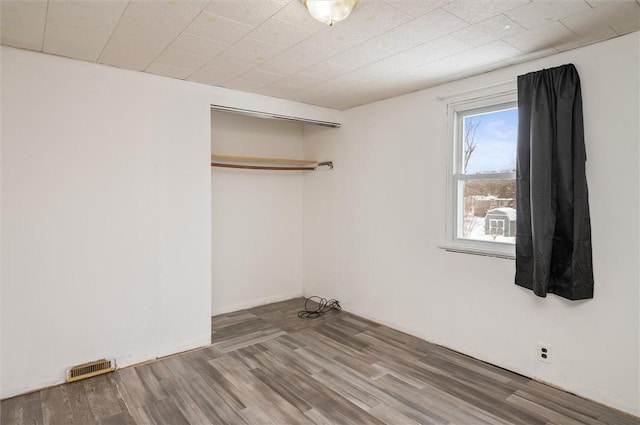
[538,343,552,363]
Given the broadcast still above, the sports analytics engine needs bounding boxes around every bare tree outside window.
[463,118,480,237]
[463,118,480,174]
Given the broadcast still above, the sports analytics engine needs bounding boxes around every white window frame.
[442,91,517,259]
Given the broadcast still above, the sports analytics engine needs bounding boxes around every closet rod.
[211,161,333,171]
[211,162,316,171]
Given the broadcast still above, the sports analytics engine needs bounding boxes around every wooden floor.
[2,298,638,425]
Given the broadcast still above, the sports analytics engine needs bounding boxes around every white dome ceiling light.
[301,0,360,26]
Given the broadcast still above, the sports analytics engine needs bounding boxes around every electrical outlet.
[538,343,552,364]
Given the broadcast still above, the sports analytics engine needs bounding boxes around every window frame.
[442,91,518,259]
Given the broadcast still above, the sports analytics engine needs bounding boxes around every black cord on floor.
[297,296,341,319]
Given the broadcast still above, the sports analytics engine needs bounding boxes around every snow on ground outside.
[465,216,515,244]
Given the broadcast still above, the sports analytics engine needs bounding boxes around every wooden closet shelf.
[211,154,318,165]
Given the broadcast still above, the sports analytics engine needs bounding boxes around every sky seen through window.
[464,108,518,175]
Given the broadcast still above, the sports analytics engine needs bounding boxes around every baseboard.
[211,290,304,316]
[1,337,211,401]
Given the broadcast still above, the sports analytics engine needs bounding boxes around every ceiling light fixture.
[301,0,360,26]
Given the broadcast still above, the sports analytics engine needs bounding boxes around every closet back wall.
[211,112,305,315]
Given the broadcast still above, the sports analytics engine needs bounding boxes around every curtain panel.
[515,64,594,300]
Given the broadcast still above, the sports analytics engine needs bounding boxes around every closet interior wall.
[211,111,306,315]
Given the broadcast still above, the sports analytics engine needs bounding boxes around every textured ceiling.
[2,0,639,110]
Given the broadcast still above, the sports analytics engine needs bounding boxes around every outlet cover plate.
[538,343,552,364]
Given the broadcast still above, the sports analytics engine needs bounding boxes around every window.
[445,93,517,257]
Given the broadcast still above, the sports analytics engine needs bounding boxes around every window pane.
[463,108,517,175]
[460,179,516,244]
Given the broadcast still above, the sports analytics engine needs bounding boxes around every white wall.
[0,46,339,399]
[303,32,640,416]
[211,112,305,315]
[0,58,4,400]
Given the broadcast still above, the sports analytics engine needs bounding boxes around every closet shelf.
[211,154,317,165]
[211,154,333,171]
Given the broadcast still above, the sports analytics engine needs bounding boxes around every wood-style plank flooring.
[2,298,638,424]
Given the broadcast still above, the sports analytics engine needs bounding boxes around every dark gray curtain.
[515,64,594,300]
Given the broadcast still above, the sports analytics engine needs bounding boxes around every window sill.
[438,243,515,260]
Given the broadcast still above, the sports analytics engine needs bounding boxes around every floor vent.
[67,359,115,383]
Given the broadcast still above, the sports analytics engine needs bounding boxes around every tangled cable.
[297,296,342,319]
